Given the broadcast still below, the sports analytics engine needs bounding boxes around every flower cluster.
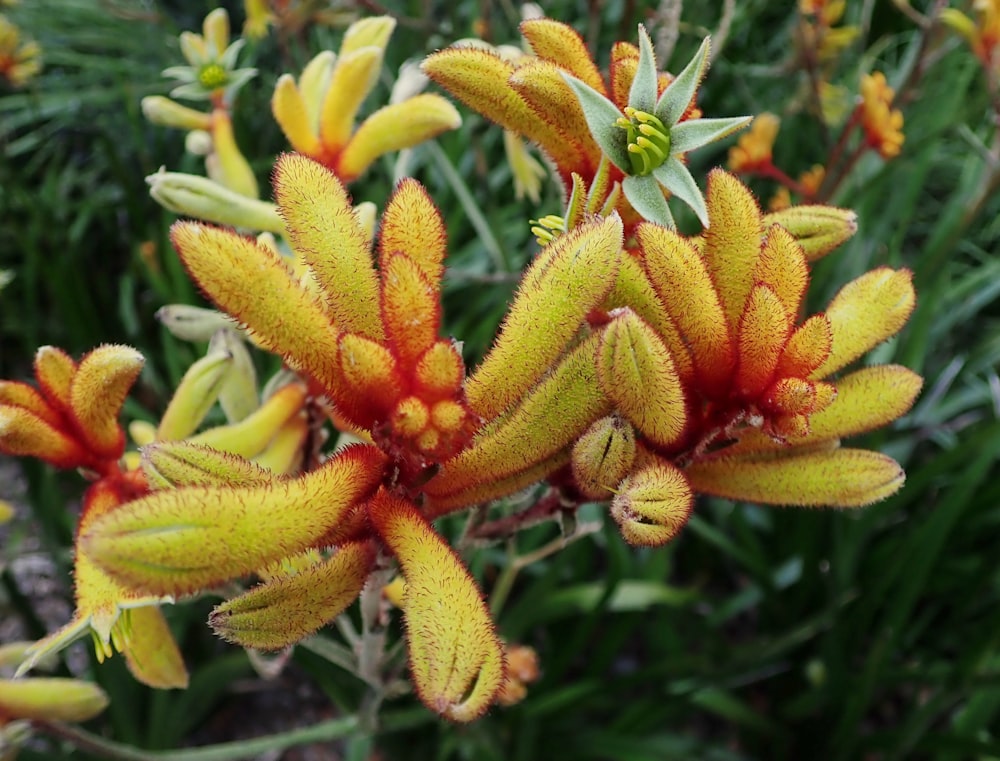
[0,14,40,87]
[0,16,923,728]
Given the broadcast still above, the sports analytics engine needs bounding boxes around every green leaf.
[669,116,752,155]
[561,73,631,173]
[628,25,659,114]
[623,175,674,228]
[653,157,708,227]
[655,37,711,126]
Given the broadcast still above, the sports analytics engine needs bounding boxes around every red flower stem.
[817,108,862,201]
[470,490,567,542]
[818,142,867,203]
[757,162,810,198]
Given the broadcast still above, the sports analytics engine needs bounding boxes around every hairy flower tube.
[271,16,461,182]
[424,20,749,230]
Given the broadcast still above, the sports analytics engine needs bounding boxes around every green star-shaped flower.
[563,28,751,228]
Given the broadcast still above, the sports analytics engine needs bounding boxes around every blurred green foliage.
[3,1,1000,759]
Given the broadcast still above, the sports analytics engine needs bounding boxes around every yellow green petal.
[273,153,382,340]
[369,492,504,722]
[611,460,693,547]
[700,170,763,327]
[467,215,622,419]
[188,383,306,458]
[272,74,323,156]
[170,222,344,397]
[378,178,446,285]
[812,267,915,379]
[202,8,229,57]
[793,365,922,443]
[762,204,857,262]
[597,309,686,448]
[319,46,384,152]
[209,541,374,650]
[121,606,189,689]
[336,95,461,182]
[0,678,109,723]
[81,445,387,596]
[686,448,905,507]
[637,222,734,398]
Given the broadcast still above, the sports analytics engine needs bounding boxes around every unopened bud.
[610,461,693,547]
[157,348,234,441]
[571,414,636,499]
[763,205,858,262]
[146,169,284,233]
[142,440,273,489]
[0,677,109,722]
[156,304,238,342]
[142,96,212,131]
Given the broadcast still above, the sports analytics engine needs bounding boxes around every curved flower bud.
[81,445,387,596]
[687,448,905,507]
[597,309,686,448]
[369,492,504,722]
[610,460,693,546]
[0,678,109,723]
[762,204,857,262]
[148,170,284,233]
[428,332,611,504]
[336,94,461,182]
[812,267,915,378]
[209,542,375,650]
[571,414,636,499]
[467,214,623,419]
[69,345,145,459]
[156,347,234,441]
[274,153,382,340]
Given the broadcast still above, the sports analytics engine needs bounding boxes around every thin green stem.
[33,716,359,761]
[425,141,510,273]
